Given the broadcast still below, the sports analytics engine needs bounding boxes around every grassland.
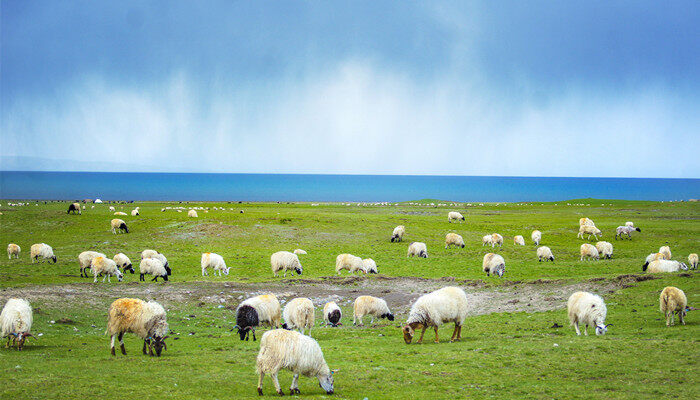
[0,199,698,399]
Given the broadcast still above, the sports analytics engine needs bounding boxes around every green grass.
[0,200,698,399]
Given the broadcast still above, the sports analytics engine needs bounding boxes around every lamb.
[482,253,506,277]
[188,209,198,217]
[323,302,342,327]
[615,225,641,240]
[448,211,465,223]
[130,209,139,216]
[407,242,428,258]
[282,297,315,336]
[580,243,600,261]
[513,235,525,246]
[402,286,468,344]
[78,251,106,277]
[482,235,493,246]
[352,296,394,325]
[139,258,169,282]
[335,253,365,274]
[7,243,20,259]
[293,249,307,255]
[531,230,541,246]
[109,206,115,212]
[595,241,614,259]
[235,294,282,341]
[114,211,127,215]
[490,233,503,247]
[113,253,134,274]
[579,217,595,227]
[0,298,34,350]
[256,329,335,396]
[110,218,129,234]
[91,256,123,283]
[567,292,609,336]
[141,250,171,275]
[106,298,169,356]
[30,243,57,263]
[644,259,688,273]
[271,251,303,277]
[67,202,81,214]
[578,225,602,240]
[391,225,405,242]
[201,252,230,276]
[445,233,465,248]
[689,253,698,270]
[362,258,378,273]
[537,246,555,262]
[659,246,672,260]
[659,286,688,326]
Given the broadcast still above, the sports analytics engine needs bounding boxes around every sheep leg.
[94,274,98,283]
[583,325,588,336]
[290,373,300,394]
[110,335,116,355]
[416,326,427,344]
[457,324,462,340]
[143,339,149,354]
[152,276,158,281]
[434,326,440,343]
[258,372,265,396]
[450,324,459,342]
[270,372,283,396]
[574,322,581,336]
[140,273,145,281]
[680,311,685,325]
[117,333,126,355]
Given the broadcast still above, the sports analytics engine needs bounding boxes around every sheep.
[595,241,614,259]
[659,246,672,260]
[293,249,307,255]
[235,294,282,341]
[113,253,134,274]
[141,250,171,275]
[578,225,602,240]
[689,253,698,270]
[78,250,107,277]
[625,221,635,227]
[282,297,315,336]
[201,252,230,276]
[139,258,169,282]
[391,225,405,242]
[30,243,56,263]
[256,329,335,396]
[323,302,342,327]
[580,243,600,261]
[407,242,428,258]
[537,246,555,262]
[642,252,665,270]
[579,217,595,227]
[7,243,20,259]
[567,291,609,336]
[114,211,127,215]
[490,233,503,248]
[615,225,641,240]
[644,260,688,273]
[482,235,493,246]
[188,209,198,217]
[362,258,378,273]
[660,287,688,327]
[445,233,465,248]
[106,298,169,356]
[111,218,129,234]
[448,211,465,223]
[513,235,525,246]
[531,230,541,245]
[109,206,115,212]
[352,296,394,326]
[402,286,468,344]
[271,251,303,277]
[335,253,365,274]
[482,253,506,277]
[130,209,139,216]
[67,202,81,214]
[0,298,34,350]
[91,256,123,283]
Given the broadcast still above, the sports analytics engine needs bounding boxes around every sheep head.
[318,370,336,394]
[402,322,422,344]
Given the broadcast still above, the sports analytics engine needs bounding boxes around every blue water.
[0,171,698,202]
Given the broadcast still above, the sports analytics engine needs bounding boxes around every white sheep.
[141,249,171,275]
[188,209,198,218]
[106,298,169,356]
[362,258,378,274]
[139,258,169,282]
[353,296,394,326]
[579,217,595,227]
[689,253,698,270]
[402,286,468,344]
[271,251,303,277]
[445,233,465,248]
[659,286,688,326]
[531,230,541,246]
[482,235,493,246]
[625,221,635,227]
[659,246,672,260]
[595,241,613,259]
[0,298,34,350]
[644,259,688,273]
[391,225,405,242]
[615,225,641,240]
[201,252,230,276]
[7,243,20,259]
[91,256,123,283]
[578,225,602,240]
[490,233,503,247]
[580,243,600,261]
[282,297,315,336]
[113,253,134,274]
[642,252,665,270]
[537,246,555,262]
[323,302,342,327]
[293,249,307,255]
[567,291,609,336]
[256,329,335,396]
[110,218,129,234]
[448,211,465,223]
[30,243,56,263]
[78,250,106,277]
[513,235,525,246]
[482,253,506,277]
[335,253,365,274]
[67,202,81,214]
[407,242,428,258]
[114,211,127,215]
[109,206,115,212]
[235,294,282,341]
[130,209,139,216]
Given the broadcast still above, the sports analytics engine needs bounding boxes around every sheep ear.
[331,369,340,374]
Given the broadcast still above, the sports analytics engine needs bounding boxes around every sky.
[1,1,698,178]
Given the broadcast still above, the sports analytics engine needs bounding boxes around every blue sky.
[1,1,698,177]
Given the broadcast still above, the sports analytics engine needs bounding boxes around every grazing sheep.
[567,292,609,336]
[537,246,555,262]
[78,251,106,277]
[323,302,342,327]
[271,251,303,277]
[445,233,465,248]
[188,209,198,218]
[7,243,20,259]
[106,298,169,356]
[482,235,493,246]
[579,217,595,227]
[256,329,335,396]
[642,252,665,270]
[111,218,129,234]
[490,233,503,248]
[91,256,123,283]
[595,241,614,259]
[615,225,641,240]
[407,242,428,258]
[113,253,134,274]
[482,253,506,277]
[235,294,282,341]
[391,225,405,242]
[67,202,81,214]
[580,243,600,261]
[689,253,698,270]
[644,260,688,273]
[362,258,378,274]
[282,297,315,336]
[335,253,365,274]
[109,206,116,212]
[448,211,465,223]
[114,211,127,215]
[141,250,171,275]
[660,287,688,327]
[531,230,541,246]
[0,298,34,350]
[578,225,602,241]
[402,287,468,344]
[30,243,56,263]
[513,235,525,246]
[139,258,169,282]
[130,209,139,216]
[625,221,635,227]
[293,249,307,255]
[659,246,672,260]
[201,252,229,276]
[353,296,394,326]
